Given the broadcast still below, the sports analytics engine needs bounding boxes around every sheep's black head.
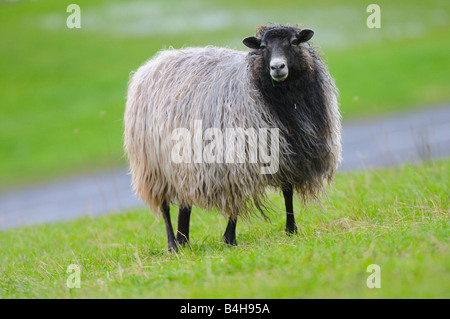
[243,25,314,82]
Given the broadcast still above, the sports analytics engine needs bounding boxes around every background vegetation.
[0,0,449,188]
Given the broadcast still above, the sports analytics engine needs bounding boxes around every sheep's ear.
[293,29,314,44]
[242,36,261,49]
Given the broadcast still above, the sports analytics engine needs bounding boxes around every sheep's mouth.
[271,74,288,82]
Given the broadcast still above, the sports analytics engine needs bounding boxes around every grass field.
[0,0,449,188]
[0,160,448,298]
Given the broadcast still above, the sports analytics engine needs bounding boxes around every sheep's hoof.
[176,234,190,247]
[177,239,190,247]
[167,246,178,254]
[167,240,180,253]
[223,237,237,246]
[285,224,298,235]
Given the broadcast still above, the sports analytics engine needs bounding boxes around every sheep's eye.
[260,44,267,49]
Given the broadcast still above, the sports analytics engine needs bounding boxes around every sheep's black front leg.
[283,185,298,235]
[176,205,192,246]
[161,200,179,252]
[223,216,238,246]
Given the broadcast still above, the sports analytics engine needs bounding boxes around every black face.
[243,27,314,82]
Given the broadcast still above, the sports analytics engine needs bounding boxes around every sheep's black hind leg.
[161,200,178,252]
[283,185,298,235]
[176,205,192,246]
[223,217,238,246]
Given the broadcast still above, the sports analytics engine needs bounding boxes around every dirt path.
[1,103,449,229]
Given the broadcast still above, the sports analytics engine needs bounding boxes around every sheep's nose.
[270,62,285,71]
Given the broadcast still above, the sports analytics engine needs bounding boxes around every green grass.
[0,0,449,188]
[1,160,448,298]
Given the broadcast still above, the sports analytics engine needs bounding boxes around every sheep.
[124,24,342,251]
